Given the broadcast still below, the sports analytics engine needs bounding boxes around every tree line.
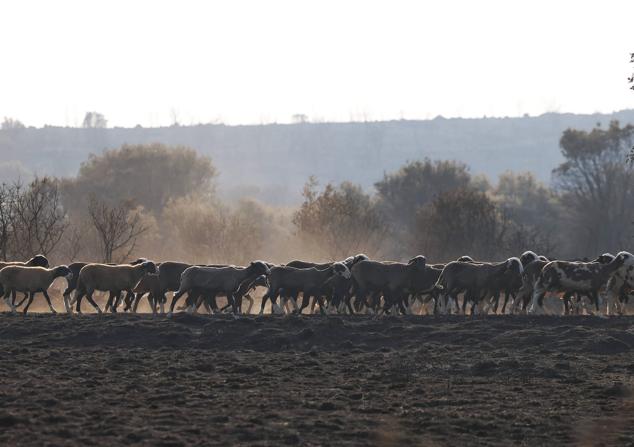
[0,121,632,265]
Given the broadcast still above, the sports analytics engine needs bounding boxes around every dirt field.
[0,314,633,446]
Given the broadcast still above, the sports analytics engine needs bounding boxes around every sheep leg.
[121,292,134,312]
[501,292,512,314]
[203,296,215,314]
[288,292,299,313]
[40,290,56,314]
[590,291,600,315]
[461,291,469,315]
[471,299,478,316]
[243,294,254,315]
[22,292,35,314]
[74,290,85,314]
[259,290,272,315]
[113,291,128,313]
[345,294,355,314]
[298,293,312,315]
[104,292,116,313]
[3,290,16,312]
[233,294,244,315]
[121,292,132,312]
[491,291,501,315]
[395,292,408,315]
[309,296,317,314]
[132,292,144,313]
[168,290,188,315]
[529,280,546,314]
[14,291,30,308]
[13,291,29,309]
[445,294,455,315]
[85,292,102,314]
[159,293,166,314]
[62,288,74,314]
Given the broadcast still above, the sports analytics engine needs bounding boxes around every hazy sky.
[1,0,633,127]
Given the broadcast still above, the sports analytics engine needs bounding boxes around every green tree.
[374,159,471,249]
[82,112,107,128]
[492,171,561,254]
[554,121,634,255]
[1,117,25,130]
[414,188,509,261]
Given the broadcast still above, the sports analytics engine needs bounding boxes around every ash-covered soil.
[0,314,633,446]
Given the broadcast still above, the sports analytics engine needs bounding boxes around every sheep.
[604,252,634,315]
[184,272,270,315]
[168,261,271,316]
[0,254,49,271]
[286,254,367,271]
[528,252,631,315]
[479,253,541,315]
[64,258,149,314]
[278,256,366,314]
[519,251,540,267]
[405,264,444,315]
[73,261,157,314]
[0,255,50,309]
[351,255,427,315]
[259,262,351,315]
[131,273,162,314]
[0,265,71,314]
[433,257,523,315]
[512,258,550,314]
[214,274,268,315]
[321,273,355,314]
[181,263,275,314]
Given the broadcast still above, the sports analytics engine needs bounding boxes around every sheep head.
[332,262,351,279]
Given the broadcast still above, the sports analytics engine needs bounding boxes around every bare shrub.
[88,197,149,263]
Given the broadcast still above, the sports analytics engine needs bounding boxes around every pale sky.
[1,0,633,127]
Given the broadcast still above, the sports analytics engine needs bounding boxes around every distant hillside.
[2,110,634,205]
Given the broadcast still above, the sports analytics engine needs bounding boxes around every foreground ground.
[0,314,633,446]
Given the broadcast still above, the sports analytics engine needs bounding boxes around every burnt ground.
[0,314,633,446]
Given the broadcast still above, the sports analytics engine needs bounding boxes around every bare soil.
[0,314,633,446]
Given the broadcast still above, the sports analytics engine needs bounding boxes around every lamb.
[528,252,630,315]
[0,265,72,314]
[73,261,157,314]
[168,261,270,316]
[351,255,427,315]
[433,257,523,315]
[259,262,351,315]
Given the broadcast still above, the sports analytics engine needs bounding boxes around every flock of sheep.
[0,250,633,316]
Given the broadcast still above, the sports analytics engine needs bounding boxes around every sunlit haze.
[1,0,633,127]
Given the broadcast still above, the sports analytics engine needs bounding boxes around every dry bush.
[160,195,270,265]
[414,188,508,262]
[62,143,217,214]
[293,178,388,260]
